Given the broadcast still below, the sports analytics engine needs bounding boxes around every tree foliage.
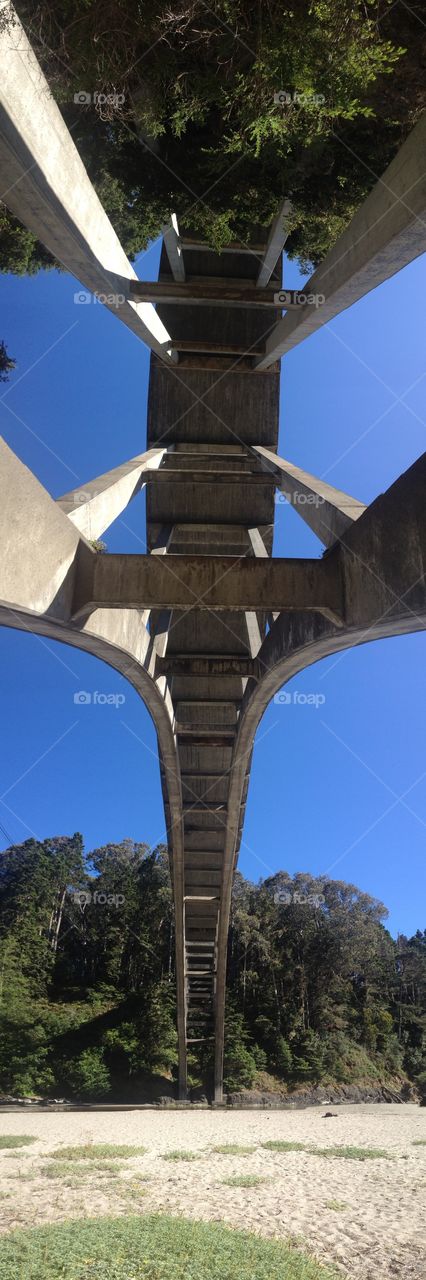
[0,835,424,1099]
[0,339,16,383]
[2,0,425,272]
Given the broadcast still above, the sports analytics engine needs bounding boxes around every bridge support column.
[0,2,176,360]
[57,448,166,539]
[254,112,426,368]
[252,446,366,546]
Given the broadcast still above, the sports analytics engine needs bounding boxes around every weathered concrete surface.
[0,2,176,360]
[73,553,343,622]
[255,112,426,368]
[0,436,83,619]
[57,449,166,539]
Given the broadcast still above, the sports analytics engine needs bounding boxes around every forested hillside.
[1,0,425,273]
[0,835,424,1101]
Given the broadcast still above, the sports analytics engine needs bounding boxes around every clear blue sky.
[0,240,425,939]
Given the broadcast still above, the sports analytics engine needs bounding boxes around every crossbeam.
[73,553,343,624]
[129,280,296,308]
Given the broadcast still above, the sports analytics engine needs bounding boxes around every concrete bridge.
[1,2,425,1100]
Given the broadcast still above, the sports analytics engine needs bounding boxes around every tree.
[0,340,15,383]
[0,831,423,1099]
[1,0,424,272]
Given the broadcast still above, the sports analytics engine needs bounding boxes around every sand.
[0,1104,425,1278]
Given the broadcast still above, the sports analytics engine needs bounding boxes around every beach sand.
[0,1103,425,1278]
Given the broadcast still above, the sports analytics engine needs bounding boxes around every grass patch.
[47,1144,146,1161]
[263,1140,392,1161]
[220,1175,270,1187]
[3,1152,31,1159]
[0,1212,339,1280]
[162,1149,202,1161]
[0,1136,36,1150]
[9,1171,36,1182]
[325,1200,348,1212]
[262,1140,307,1152]
[211,1144,257,1156]
[412,1140,426,1146]
[312,1146,391,1161]
[118,1179,149,1202]
[41,1160,122,1181]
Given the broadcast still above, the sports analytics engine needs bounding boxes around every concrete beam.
[0,435,83,619]
[0,2,176,361]
[57,448,166,539]
[73,553,344,624]
[157,656,259,677]
[256,199,292,288]
[162,213,186,282]
[129,280,285,307]
[254,114,426,369]
[253,445,366,546]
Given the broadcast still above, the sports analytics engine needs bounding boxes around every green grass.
[412,1140,426,1146]
[0,1213,339,1280]
[220,1175,270,1187]
[9,1171,36,1182]
[211,1144,257,1156]
[312,1146,392,1161]
[262,1140,391,1161]
[0,1137,36,1150]
[262,1140,307,1152]
[161,1149,202,1161]
[41,1160,122,1180]
[3,1152,31,1159]
[47,1144,146,1161]
[325,1200,349,1212]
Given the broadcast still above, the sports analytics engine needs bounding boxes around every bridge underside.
[0,2,425,1101]
[146,239,280,1096]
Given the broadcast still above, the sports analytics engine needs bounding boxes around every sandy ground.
[0,1105,425,1278]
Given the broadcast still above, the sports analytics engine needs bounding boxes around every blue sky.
[0,240,425,939]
